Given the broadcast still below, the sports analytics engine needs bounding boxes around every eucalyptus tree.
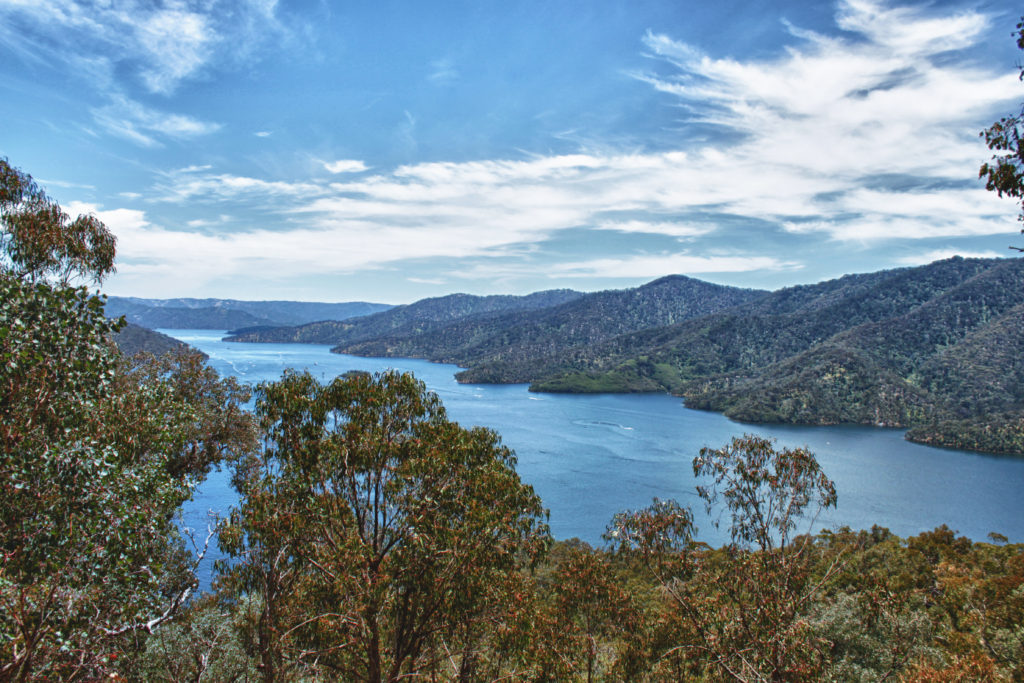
[219,369,549,683]
[980,17,1024,246]
[0,158,256,681]
[608,435,841,682]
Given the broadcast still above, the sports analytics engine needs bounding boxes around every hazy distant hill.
[335,275,766,369]
[105,297,392,329]
[225,289,585,345]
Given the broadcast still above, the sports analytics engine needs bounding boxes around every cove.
[170,330,1024,584]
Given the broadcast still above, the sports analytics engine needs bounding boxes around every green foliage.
[0,159,257,681]
[979,17,1024,230]
[608,436,841,682]
[0,274,192,680]
[0,157,116,286]
[129,595,259,682]
[218,369,549,682]
[906,412,1024,455]
[694,435,837,550]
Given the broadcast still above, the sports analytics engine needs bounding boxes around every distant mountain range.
[223,257,1024,455]
[105,296,393,329]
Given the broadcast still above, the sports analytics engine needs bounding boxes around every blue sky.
[1,0,1022,303]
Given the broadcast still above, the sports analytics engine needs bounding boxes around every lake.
[169,330,1024,585]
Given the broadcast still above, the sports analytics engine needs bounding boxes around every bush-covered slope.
[334,275,766,367]
[483,256,1000,388]
[111,303,280,329]
[518,257,1024,453]
[111,323,200,357]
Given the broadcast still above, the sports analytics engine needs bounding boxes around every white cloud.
[154,167,325,202]
[595,220,713,239]
[453,253,799,281]
[323,159,369,174]
[133,6,215,95]
[428,57,458,85]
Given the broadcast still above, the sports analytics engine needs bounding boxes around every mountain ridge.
[217,257,1024,455]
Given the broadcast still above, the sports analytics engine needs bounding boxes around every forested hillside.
[334,274,766,367]
[222,257,1024,454]
[520,257,1024,453]
[111,322,200,357]
[224,288,584,344]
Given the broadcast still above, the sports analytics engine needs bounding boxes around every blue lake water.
[169,330,1024,585]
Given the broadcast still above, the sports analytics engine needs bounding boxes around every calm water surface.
[169,330,1024,584]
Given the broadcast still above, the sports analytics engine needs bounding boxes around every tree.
[0,158,256,681]
[530,541,641,682]
[980,17,1024,247]
[0,158,115,285]
[218,369,549,682]
[608,435,842,682]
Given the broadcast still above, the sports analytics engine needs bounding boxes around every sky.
[1,0,1023,304]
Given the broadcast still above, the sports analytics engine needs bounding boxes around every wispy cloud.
[428,57,459,85]
[153,166,326,202]
[454,253,799,280]
[0,0,286,94]
[634,0,1016,240]
[595,220,714,240]
[90,95,221,147]
[0,0,288,146]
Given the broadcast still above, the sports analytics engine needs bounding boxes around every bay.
[168,329,1024,586]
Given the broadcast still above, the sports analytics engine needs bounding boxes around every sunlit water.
[167,330,1024,587]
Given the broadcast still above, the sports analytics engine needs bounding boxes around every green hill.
[219,257,1024,454]
[225,289,585,345]
[111,323,199,357]
[522,257,1024,454]
[334,275,766,371]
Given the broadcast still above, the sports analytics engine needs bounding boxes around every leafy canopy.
[0,158,256,681]
[219,369,549,682]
